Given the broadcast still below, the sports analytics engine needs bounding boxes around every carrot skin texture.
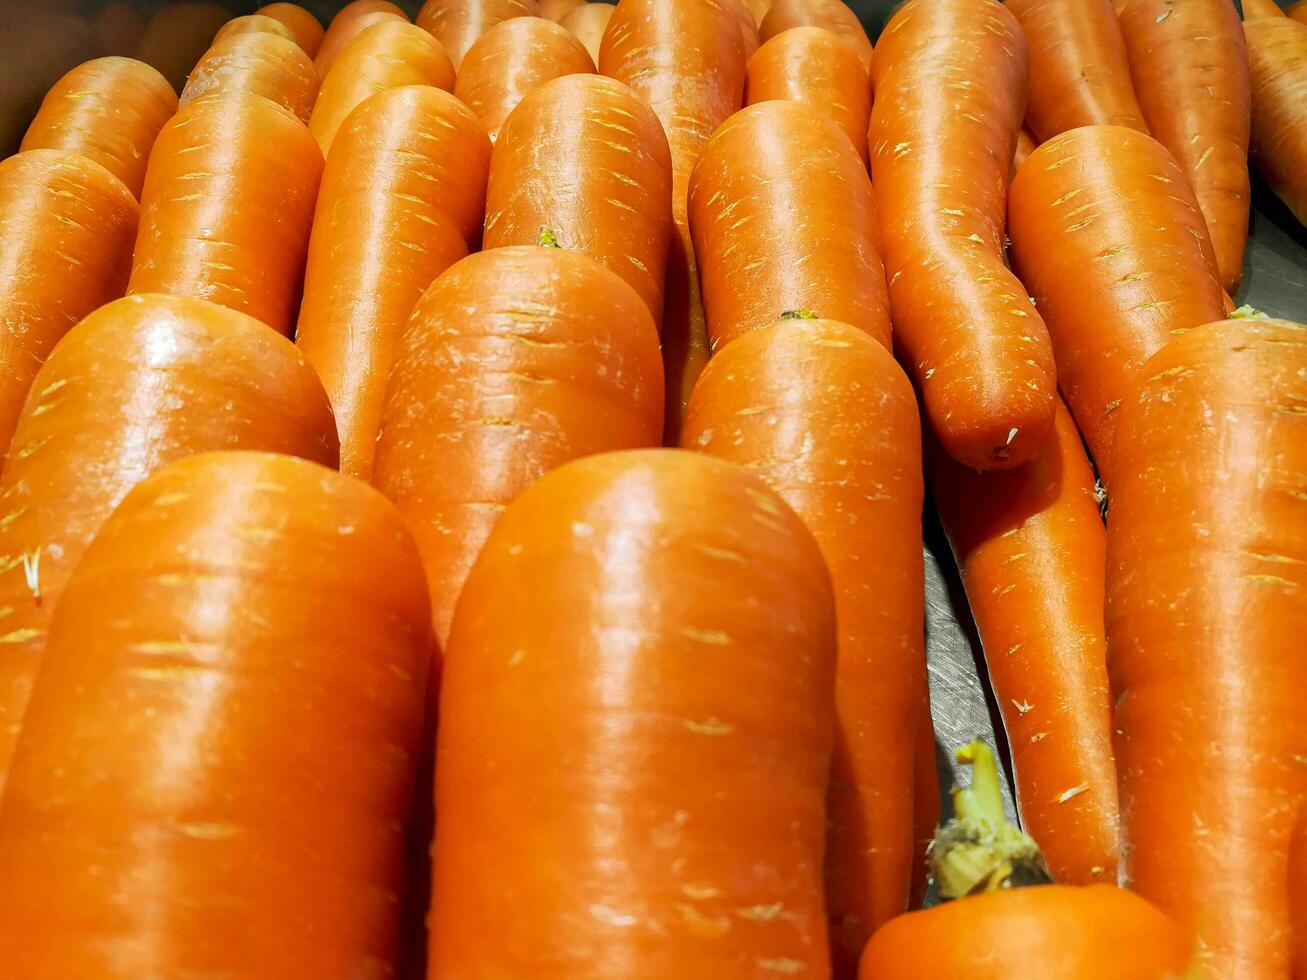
[180,31,320,123]
[20,57,177,199]
[1007,125,1226,484]
[212,13,296,44]
[928,402,1119,885]
[1107,318,1307,980]
[759,0,872,71]
[484,74,672,325]
[373,246,663,650]
[559,2,613,63]
[858,885,1191,978]
[315,6,407,78]
[428,449,836,979]
[453,18,595,141]
[256,3,325,55]
[1244,14,1307,228]
[539,0,585,21]
[683,319,926,977]
[0,150,138,458]
[0,293,338,795]
[869,0,1057,471]
[416,0,539,70]
[0,451,428,977]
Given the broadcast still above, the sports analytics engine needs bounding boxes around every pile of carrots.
[0,0,1303,977]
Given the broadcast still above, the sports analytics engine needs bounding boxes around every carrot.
[297,86,490,480]
[0,150,137,458]
[1007,125,1226,484]
[0,451,427,976]
[310,22,455,156]
[20,57,176,199]
[1242,1,1307,229]
[1010,125,1037,178]
[869,0,1057,471]
[1114,0,1250,292]
[180,30,320,123]
[1292,0,1307,24]
[1106,317,1307,980]
[428,449,836,978]
[1293,822,1307,977]
[129,92,322,336]
[539,0,585,20]
[599,0,748,440]
[133,2,232,91]
[212,13,296,44]
[256,2,325,55]
[743,0,771,25]
[373,245,663,649]
[723,0,762,58]
[415,0,539,70]
[759,0,872,71]
[0,293,337,795]
[559,2,614,64]
[688,101,888,352]
[859,743,1191,979]
[682,318,927,978]
[314,5,407,78]
[453,18,595,140]
[745,26,870,164]
[484,73,672,324]
[927,401,1118,886]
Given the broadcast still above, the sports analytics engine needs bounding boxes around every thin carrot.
[1007,125,1226,484]
[315,6,408,78]
[20,57,176,199]
[415,0,539,70]
[1106,317,1307,980]
[1242,0,1307,228]
[759,0,873,71]
[559,2,613,64]
[256,2,325,55]
[428,449,836,978]
[869,0,1057,471]
[180,30,320,123]
[538,0,585,20]
[129,92,323,336]
[0,150,137,458]
[212,12,296,44]
[297,86,489,480]
[484,74,671,324]
[683,318,927,978]
[453,18,595,140]
[0,451,427,976]
[0,293,337,795]
[132,2,232,91]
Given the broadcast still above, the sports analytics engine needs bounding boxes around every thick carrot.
[315,5,407,78]
[180,30,320,123]
[297,86,490,480]
[0,150,137,457]
[689,101,889,352]
[759,0,872,71]
[0,293,337,795]
[132,2,232,91]
[310,22,455,156]
[559,2,613,63]
[453,18,595,140]
[373,245,663,649]
[927,401,1118,886]
[539,0,585,20]
[256,2,325,55]
[416,0,539,70]
[1107,317,1307,980]
[869,0,1057,471]
[129,92,322,336]
[1115,0,1250,293]
[212,12,296,44]
[745,26,869,164]
[428,448,836,978]
[1242,2,1307,228]
[683,318,926,978]
[599,0,748,440]
[484,73,672,324]
[1007,125,1226,484]
[20,57,176,199]
[0,451,427,976]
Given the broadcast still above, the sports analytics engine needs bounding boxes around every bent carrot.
[133,2,232,91]
[539,0,584,20]
[869,0,1057,471]
[1107,317,1307,980]
[315,5,407,78]
[180,30,320,123]
[428,449,836,978]
[129,92,323,336]
[212,13,296,44]
[0,293,337,795]
[484,73,672,324]
[559,2,613,64]
[683,319,926,978]
[453,18,594,140]
[688,101,889,352]
[759,0,872,71]
[415,0,539,70]
[927,401,1118,886]
[0,451,427,977]
[745,26,870,164]
[20,57,176,199]
[1007,125,1226,483]
[1243,3,1307,228]
[256,3,325,55]
[0,150,137,457]
[297,86,489,480]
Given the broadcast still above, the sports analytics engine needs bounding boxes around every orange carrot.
[869,0,1057,470]
[539,0,585,20]
[416,0,539,70]
[1242,0,1307,228]
[759,0,872,71]
[256,2,325,55]
[453,18,595,140]
[1292,0,1307,23]
[20,57,176,199]
[129,92,322,335]
[1107,317,1307,980]
[1007,125,1226,483]
[1010,125,1037,179]
[133,2,232,91]
[297,86,490,480]
[742,0,771,26]
[314,4,407,78]
[723,0,762,58]
[212,12,296,44]
[0,150,138,457]
[180,30,320,123]
[559,2,613,64]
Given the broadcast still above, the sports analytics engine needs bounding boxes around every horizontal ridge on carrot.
[181,30,320,123]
